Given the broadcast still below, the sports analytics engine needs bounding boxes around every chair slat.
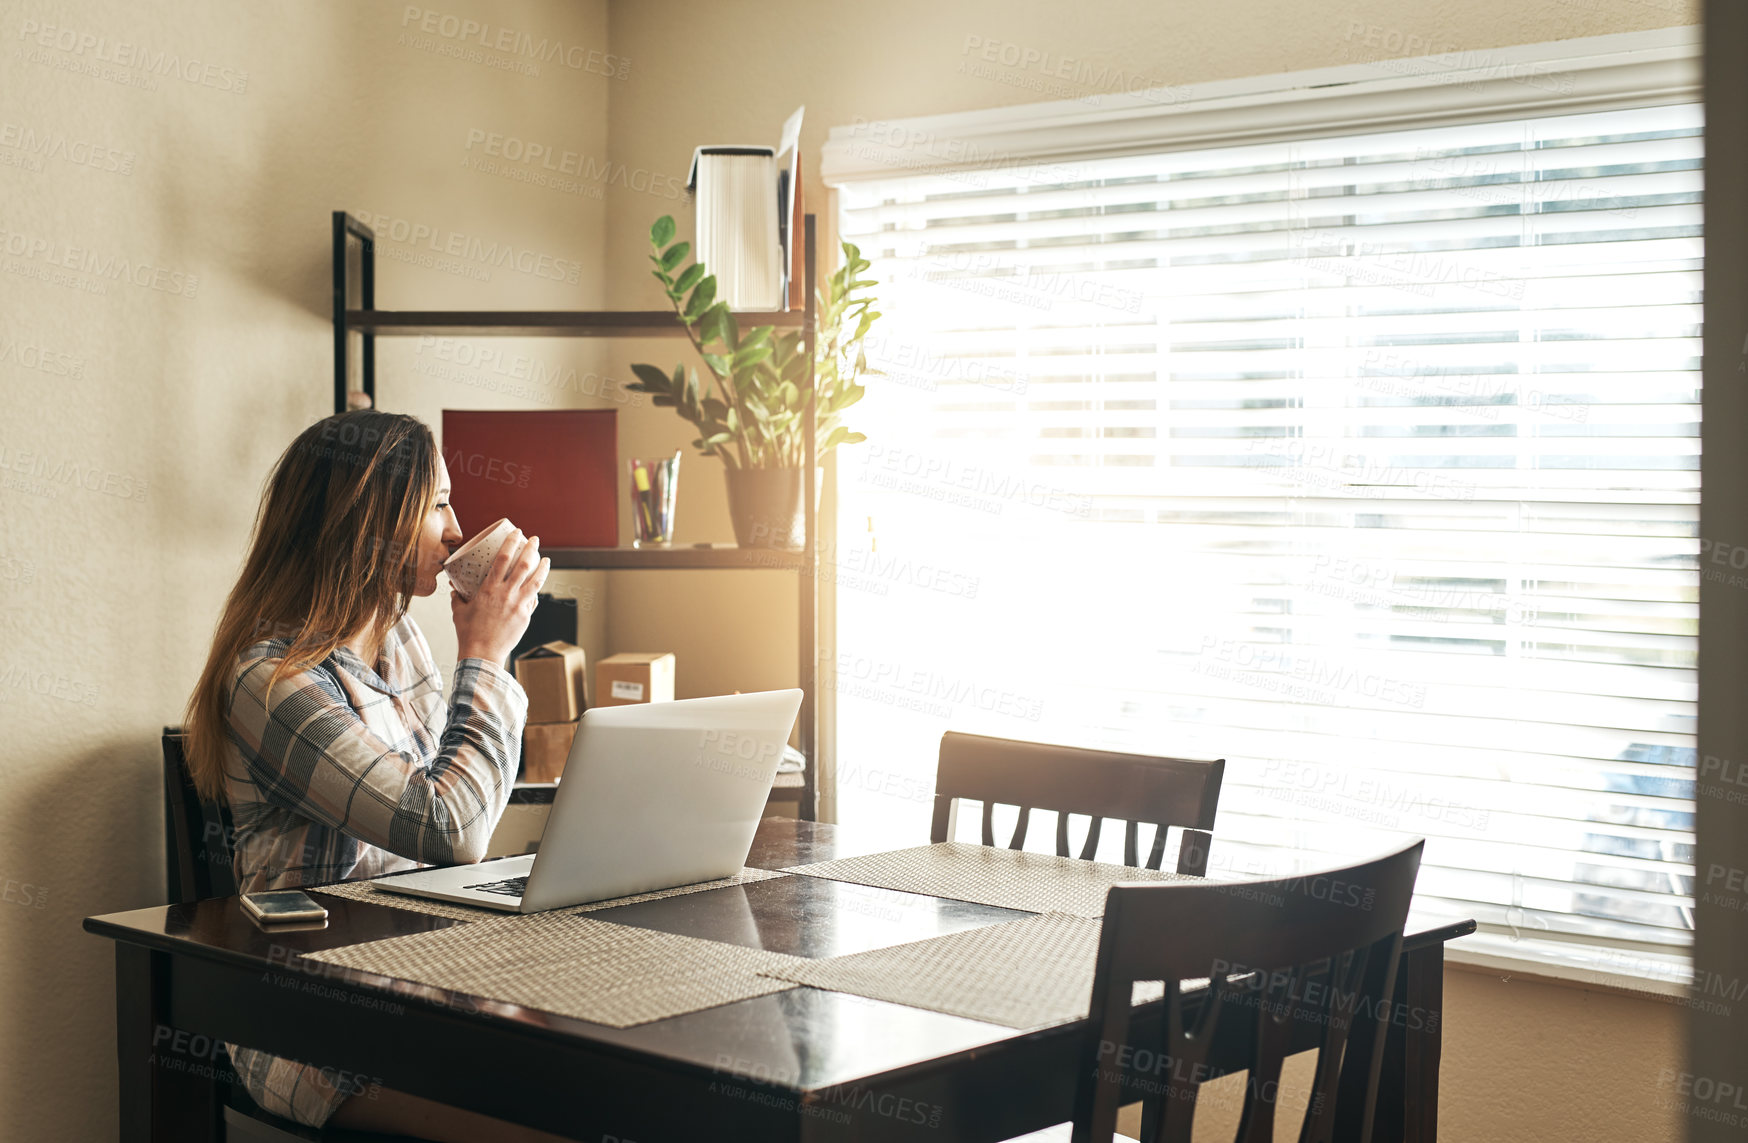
[1299,947,1369,1143]
[1073,967,1137,1143]
[1330,931,1404,1143]
[1235,967,1298,1143]
[1079,816,1103,862]
[1010,806,1032,850]
[1145,823,1169,871]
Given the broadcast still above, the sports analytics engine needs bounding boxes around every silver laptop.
[372,689,803,913]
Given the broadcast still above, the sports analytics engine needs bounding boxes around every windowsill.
[1442,930,1697,1006]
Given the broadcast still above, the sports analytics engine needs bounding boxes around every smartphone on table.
[241,890,329,923]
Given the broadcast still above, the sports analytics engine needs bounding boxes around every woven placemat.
[310,881,508,923]
[758,912,1169,1030]
[303,913,805,1028]
[781,842,1197,917]
[311,867,787,924]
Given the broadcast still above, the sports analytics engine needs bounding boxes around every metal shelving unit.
[331,211,821,820]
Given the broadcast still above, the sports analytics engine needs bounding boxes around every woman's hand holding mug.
[451,525,549,667]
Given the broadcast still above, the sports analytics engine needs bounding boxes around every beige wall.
[0,1,1702,1141]
[600,2,1698,1142]
[1439,966,1688,1142]
[0,2,615,1139]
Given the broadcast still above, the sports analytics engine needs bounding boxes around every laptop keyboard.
[463,875,528,898]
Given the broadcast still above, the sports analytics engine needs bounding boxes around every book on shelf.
[441,409,618,548]
[686,106,805,312]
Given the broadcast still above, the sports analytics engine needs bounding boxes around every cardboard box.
[522,719,579,783]
[596,652,675,707]
[514,641,588,723]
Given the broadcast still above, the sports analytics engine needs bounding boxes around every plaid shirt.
[220,612,527,1127]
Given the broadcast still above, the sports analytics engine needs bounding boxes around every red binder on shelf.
[441,410,617,547]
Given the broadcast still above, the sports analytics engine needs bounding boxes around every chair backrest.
[1071,840,1424,1143]
[930,731,1224,875]
[162,727,239,903]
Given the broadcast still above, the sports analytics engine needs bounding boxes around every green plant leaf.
[674,263,706,295]
[637,223,881,467]
[684,275,717,322]
[732,343,773,370]
[699,302,734,347]
[706,303,738,351]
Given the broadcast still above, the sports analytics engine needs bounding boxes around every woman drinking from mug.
[181,410,567,1142]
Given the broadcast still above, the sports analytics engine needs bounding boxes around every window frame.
[819,25,1704,989]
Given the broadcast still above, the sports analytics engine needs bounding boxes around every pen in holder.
[629,452,680,547]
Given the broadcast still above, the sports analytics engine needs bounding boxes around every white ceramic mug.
[442,517,517,601]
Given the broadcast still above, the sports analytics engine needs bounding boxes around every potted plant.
[629,215,878,550]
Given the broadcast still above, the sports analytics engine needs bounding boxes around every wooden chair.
[160,729,414,1143]
[163,727,239,903]
[1022,839,1425,1143]
[931,732,1225,875]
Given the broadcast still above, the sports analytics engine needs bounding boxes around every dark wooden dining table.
[84,818,1474,1143]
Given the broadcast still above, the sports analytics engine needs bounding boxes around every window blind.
[831,101,1702,952]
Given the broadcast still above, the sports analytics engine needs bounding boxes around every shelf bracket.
[332,212,377,415]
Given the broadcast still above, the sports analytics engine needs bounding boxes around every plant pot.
[724,467,819,550]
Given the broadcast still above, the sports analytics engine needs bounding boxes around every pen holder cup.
[628,456,680,547]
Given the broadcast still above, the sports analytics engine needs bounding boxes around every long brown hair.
[182,411,440,801]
